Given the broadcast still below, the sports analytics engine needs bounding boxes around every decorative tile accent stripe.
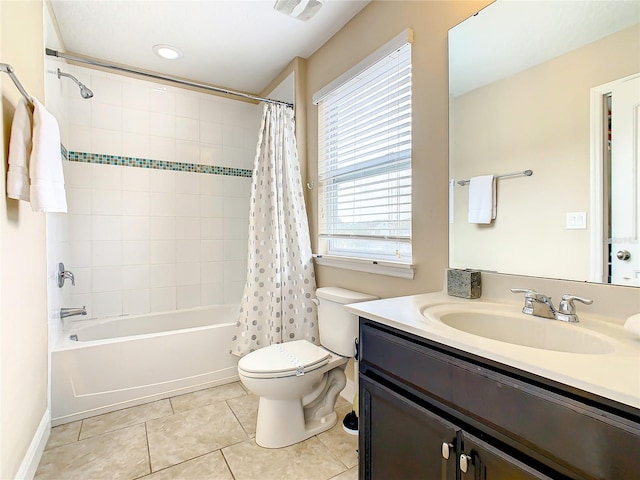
[61,143,68,160]
[66,150,253,177]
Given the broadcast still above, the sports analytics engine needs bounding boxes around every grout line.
[238,382,251,395]
[220,446,238,480]
[69,400,175,442]
[135,449,230,479]
[316,434,351,472]
[51,387,254,478]
[225,399,251,439]
[77,419,85,442]
[224,400,249,437]
[144,422,152,476]
[328,466,357,480]
[313,413,358,471]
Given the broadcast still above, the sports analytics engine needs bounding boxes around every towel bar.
[457,169,533,186]
[0,63,33,104]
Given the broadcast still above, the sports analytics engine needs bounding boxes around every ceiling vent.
[274,0,324,21]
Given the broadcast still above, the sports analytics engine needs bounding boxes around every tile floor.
[35,382,358,480]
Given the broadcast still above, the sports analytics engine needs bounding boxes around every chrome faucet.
[511,289,592,323]
[555,295,593,323]
[57,262,75,288]
[511,288,556,319]
[60,306,87,319]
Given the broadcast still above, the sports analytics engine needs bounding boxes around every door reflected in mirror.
[448,0,640,286]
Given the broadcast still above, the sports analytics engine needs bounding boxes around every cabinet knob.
[460,453,472,473]
[441,442,453,459]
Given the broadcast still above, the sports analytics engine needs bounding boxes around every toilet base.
[253,364,347,448]
[255,397,338,448]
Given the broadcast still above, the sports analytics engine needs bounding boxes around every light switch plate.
[566,212,587,229]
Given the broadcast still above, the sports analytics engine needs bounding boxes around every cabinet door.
[460,430,553,480]
[360,376,458,480]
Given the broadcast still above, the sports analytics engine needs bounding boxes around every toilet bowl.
[237,287,378,448]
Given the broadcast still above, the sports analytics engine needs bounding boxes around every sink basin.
[421,303,614,354]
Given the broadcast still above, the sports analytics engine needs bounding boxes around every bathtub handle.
[57,262,75,288]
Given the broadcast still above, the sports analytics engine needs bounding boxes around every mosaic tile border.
[66,150,252,178]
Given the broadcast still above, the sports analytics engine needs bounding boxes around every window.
[316,35,412,264]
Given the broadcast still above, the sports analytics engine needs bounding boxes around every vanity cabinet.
[360,375,457,479]
[358,319,640,480]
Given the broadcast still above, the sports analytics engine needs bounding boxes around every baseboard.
[340,377,355,405]
[15,408,50,480]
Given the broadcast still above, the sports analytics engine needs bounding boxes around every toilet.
[237,287,378,448]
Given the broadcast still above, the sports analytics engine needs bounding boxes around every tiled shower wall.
[44,36,71,347]
[55,64,260,320]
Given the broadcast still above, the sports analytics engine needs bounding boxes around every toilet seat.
[238,340,331,379]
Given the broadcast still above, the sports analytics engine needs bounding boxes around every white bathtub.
[51,305,240,425]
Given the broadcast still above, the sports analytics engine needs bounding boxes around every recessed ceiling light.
[152,44,182,60]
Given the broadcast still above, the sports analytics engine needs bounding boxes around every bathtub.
[51,305,239,426]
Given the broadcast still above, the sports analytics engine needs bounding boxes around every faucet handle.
[511,288,541,315]
[511,288,548,302]
[511,288,552,301]
[57,262,75,288]
[558,294,593,314]
[510,288,537,297]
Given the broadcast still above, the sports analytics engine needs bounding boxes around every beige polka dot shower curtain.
[231,103,318,357]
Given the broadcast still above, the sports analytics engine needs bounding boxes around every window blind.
[317,41,412,261]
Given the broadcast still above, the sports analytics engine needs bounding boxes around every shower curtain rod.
[45,48,293,108]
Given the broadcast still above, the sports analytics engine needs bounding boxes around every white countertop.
[346,292,640,411]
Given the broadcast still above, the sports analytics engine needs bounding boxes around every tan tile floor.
[36,382,359,480]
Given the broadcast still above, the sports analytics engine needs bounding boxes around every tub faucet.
[60,306,87,319]
[511,289,592,323]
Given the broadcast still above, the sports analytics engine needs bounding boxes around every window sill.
[312,254,415,280]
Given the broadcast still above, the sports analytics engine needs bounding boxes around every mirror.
[448,0,640,287]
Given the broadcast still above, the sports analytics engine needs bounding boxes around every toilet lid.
[238,340,331,379]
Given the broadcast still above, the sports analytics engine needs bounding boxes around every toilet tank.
[316,287,378,357]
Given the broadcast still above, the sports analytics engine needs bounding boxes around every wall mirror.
[448,0,640,287]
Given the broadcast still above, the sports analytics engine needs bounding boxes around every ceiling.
[449,1,640,97]
[49,0,370,95]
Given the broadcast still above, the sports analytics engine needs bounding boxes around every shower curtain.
[231,103,318,357]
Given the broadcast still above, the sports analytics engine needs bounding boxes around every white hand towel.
[624,313,640,337]
[29,98,67,213]
[6,98,32,201]
[468,174,496,224]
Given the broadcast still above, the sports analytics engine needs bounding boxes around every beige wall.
[306,1,491,298]
[450,25,640,281]
[1,1,49,478]
[261,57,309,208]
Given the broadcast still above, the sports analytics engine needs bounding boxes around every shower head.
[78,84,94,99]
[57,69,94,99]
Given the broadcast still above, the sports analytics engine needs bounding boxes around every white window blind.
[317,41,412,262]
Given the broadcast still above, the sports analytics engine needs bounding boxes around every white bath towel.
[29,98,67,213]
[624,313,640,337]
[468,174,496,224]
[6,98,33,201]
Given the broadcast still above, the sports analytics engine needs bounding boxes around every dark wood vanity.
[358,318,640,479]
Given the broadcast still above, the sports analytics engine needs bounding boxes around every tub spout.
[60,306,87,319]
